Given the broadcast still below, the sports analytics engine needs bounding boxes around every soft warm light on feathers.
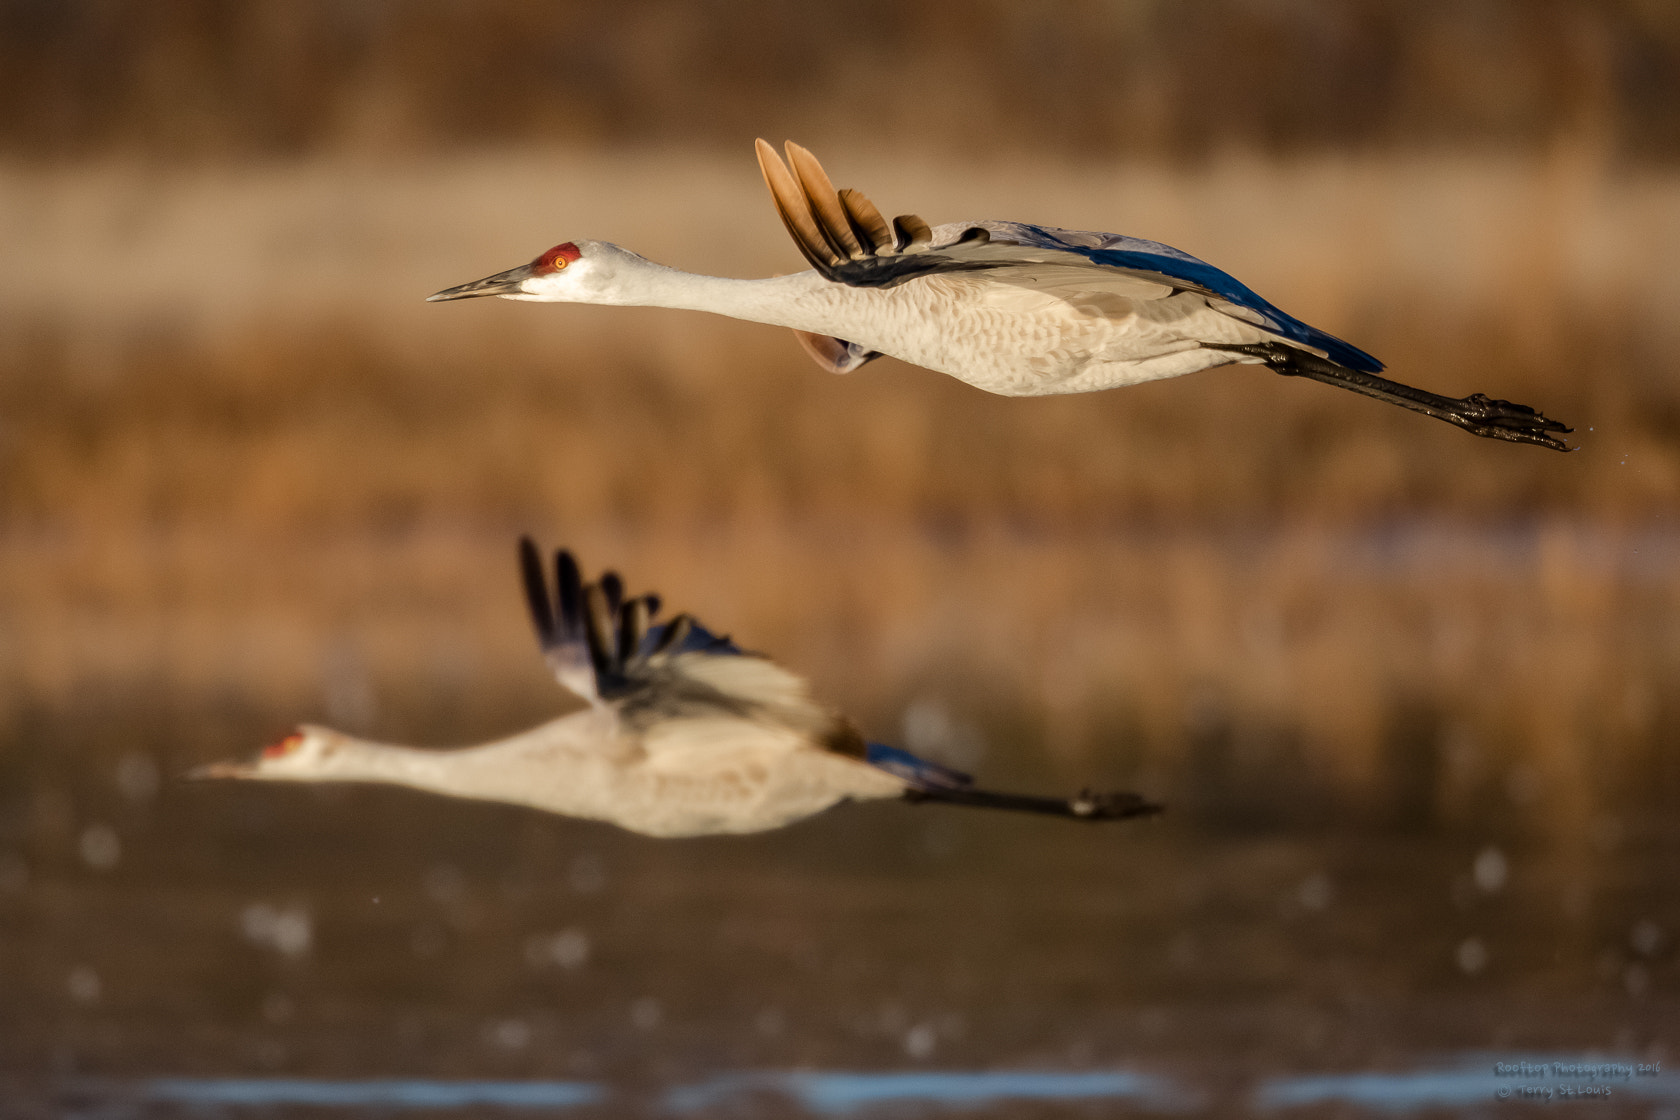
[262,732,304,760]
[425,141,1569,448]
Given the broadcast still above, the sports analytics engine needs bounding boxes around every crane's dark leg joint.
[1208,342,1573,451]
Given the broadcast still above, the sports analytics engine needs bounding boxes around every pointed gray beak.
[427,263,537,302]
[187,759,257,780]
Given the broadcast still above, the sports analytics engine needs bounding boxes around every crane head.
[428,240,634,304]
[190,726,342,782]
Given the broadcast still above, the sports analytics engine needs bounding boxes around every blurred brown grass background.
[3,1,1679,843]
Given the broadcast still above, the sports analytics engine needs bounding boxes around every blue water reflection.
[1256,1054,1678,1113]
[126,1077,606,1108]
[665,1070,1197,1113]
[67,1057,1678,1115]
[87,1070,1193,1113]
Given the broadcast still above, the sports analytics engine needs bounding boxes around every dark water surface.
[0,748,1673,1118]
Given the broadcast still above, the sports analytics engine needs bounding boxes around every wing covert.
[755,141,1383,374]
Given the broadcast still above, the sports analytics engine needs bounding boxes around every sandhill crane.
[429,140,1569,450]
[195,540,1161,837]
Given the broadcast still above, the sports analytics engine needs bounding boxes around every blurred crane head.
[192,726,344,781]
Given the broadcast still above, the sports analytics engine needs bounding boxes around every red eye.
[534,242,581,274]
[263,732,304,759]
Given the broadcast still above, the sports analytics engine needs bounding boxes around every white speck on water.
[487,1018,531,1050]
[904,1022,937,1060]
[1630,919,1663,957]
[630,997,662,1031]
[1297,872,1333,911]
[67,965,101,1005]
[568,853,606,894]
[115,752,160,802]
[1456,937,1488,975]
[79,824,121,871]
[524,928,589,970]
[240,902,313,958]
[1472,847,1507,893]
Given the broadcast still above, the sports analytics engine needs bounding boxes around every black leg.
[904,785,1162,821]
[1206,342,1572,451]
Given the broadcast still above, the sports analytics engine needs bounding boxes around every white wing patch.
[670,652,816,712]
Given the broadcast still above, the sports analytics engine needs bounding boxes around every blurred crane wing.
[519,538,600,703]
[519,538,740,707]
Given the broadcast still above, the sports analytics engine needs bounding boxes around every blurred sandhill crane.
[430,140,1569,450]
[196,540,1161,837]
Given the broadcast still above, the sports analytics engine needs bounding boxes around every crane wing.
[755,140,1382,375]
[518,538,740,706]
[518,538,878,766]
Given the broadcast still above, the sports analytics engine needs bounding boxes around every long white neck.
[302,714,613,807]
[597,260,876,338]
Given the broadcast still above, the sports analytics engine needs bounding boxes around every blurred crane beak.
[427,263,536,302]
[187,759,257,780]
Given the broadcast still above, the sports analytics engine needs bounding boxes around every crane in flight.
[429,140,1569,450]
[195,540,1161,837]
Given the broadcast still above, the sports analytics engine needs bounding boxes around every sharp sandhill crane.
[429,140,1569,450]
[195,540,1161,837]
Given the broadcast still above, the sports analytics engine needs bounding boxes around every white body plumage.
[428,141,1568,448]
[196,541,1161,837]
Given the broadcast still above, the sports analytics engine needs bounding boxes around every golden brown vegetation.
[5,0,1679,163]
[3,150,1678,839]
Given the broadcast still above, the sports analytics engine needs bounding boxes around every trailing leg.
[903,784,1162,821]
[1207,342,1572,451]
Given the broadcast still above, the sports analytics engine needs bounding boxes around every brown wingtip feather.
[784,142,867,261]
[755,139,841,271]
[838,188,894,256]
[893,214,933,252]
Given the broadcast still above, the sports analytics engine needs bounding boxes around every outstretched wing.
[518,538,741,706]
[754,140,1382,375]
